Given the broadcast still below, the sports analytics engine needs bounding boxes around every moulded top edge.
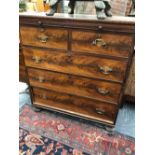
[19,12,135,24]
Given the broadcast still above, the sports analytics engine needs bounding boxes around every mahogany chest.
[19,13,135,127]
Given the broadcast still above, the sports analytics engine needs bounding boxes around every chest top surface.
[19,12,135,33]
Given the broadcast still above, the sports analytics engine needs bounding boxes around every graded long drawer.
[28,68,121,104]
[20,26,68,50]
[72,31,133,58]
[32,87,118,125]
[23,47,128,83]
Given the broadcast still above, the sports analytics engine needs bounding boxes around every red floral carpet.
[19,105,135,155]
[19,127,87,155]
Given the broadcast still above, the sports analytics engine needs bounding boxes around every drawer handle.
[98,25,103,29]
[95,108,106,115]
[38,21,43,26]
[97,88,109,95]
[38,35,48,43]
[42,94,47,100]
[38,77,45,83]
[98,66,113,75]
[92,38,106,47]
[32,56,42,63]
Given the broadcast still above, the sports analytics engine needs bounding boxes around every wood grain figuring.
[72,31,132,58]
[23,47,128,83]
[20,26,68,50]
[32,87,117,125]
[28,68,121,104]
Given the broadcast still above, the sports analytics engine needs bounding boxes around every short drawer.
[28,68,122,104]
[20,26,68,50]
[32,87,118,125]
[23,47,128,83]
[72,31,133,58]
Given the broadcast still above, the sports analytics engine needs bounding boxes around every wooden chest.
[19,13,135,127]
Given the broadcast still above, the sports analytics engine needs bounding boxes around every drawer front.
[72,31,133,58]
[20,26,68,50]
[23,47,127,83]
[28,68,121,103]
[32,87,117,125]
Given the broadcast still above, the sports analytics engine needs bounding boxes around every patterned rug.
[19,105,135,155]
[19,127,88,155]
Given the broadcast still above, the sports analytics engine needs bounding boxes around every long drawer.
[23,47,128,83]
[20,26,68,50]
[72,31,133,58]
[32,87,118,125]
[28,68,121,104]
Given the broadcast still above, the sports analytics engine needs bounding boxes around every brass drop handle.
[92,38,106,47]
[97,88,110,95]
[38,35,48,43]
[95,108,106,115]
[98,66,113,75]
[42,94,47,100]
[38,77,45,83]
[32,56,42,63]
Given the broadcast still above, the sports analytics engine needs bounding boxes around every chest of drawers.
[19,13,135,127]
